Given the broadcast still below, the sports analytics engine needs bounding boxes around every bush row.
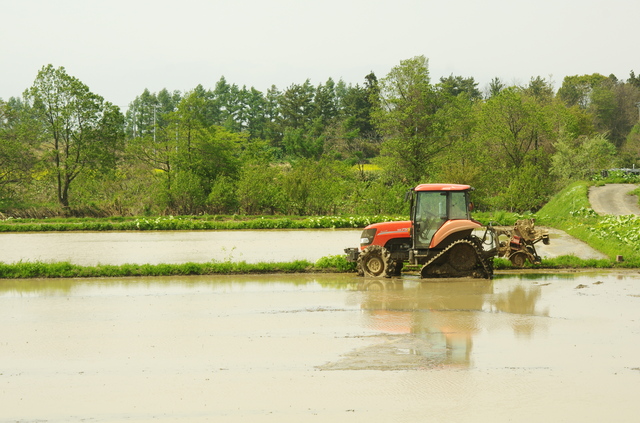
[0,215,406,232]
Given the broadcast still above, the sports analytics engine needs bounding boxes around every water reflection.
[493,284,547,337]
[349,276,549,368]
[349,279,486,368]
[0,278,76,296]
[497,271,584,281]
[0,273,353,297]
[0,272,583,371]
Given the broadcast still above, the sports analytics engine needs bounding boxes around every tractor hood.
[365,220,411,234]
[361,220,411,249]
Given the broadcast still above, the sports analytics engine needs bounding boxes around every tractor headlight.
[360,228,377,246]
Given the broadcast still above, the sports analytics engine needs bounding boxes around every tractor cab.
[408,184,487,270]
[410,184,473,250]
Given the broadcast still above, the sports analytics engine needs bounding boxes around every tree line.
[1,57,639,217]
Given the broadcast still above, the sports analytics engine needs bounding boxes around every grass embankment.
[0,255,354,279]
[0,215,404,232]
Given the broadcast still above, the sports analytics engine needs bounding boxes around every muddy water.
[0,229,362,265]
[2,271,640,422]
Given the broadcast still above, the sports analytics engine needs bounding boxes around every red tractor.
[345,184,497,279]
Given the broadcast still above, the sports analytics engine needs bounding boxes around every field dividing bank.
[0,255,633,279]
[0,215,404,232]
[0,259,326,279]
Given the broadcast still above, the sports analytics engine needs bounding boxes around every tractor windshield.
[413,190,470,249]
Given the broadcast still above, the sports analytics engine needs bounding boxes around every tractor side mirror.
[404,189,413,202]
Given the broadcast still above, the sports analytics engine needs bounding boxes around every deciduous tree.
[373,55,452,184]
[477,87,551,168]
[557,73,607,109]
[551,133,618,182]
[25,65,124,208]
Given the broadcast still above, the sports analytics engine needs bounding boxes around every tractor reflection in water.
[343,278,547,370]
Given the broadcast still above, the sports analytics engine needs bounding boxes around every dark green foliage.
[437,75,482,100]
[0,99,38,204]
[373,55,455,184]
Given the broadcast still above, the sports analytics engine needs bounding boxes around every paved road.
[589,184,640,215]
[535,227,607,259]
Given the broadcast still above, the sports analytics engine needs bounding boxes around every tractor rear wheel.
[357,245,395,278]
[448,242,477,272]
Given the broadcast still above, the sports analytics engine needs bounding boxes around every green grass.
[493,256,618,270]
[0,251,629,280]
[630,185,640,207]
[0,215,405,232]
[314,255,358,272]
[0,255,357,279]
[535,181,592,224]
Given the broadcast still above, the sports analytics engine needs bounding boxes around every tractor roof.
[414,183,471,192]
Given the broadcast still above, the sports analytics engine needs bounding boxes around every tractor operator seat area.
[414,190,469,248]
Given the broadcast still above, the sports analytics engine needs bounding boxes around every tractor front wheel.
[357,245,395,278]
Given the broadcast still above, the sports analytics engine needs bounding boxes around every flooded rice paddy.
[2,271,640,422]
[0,230,361,265]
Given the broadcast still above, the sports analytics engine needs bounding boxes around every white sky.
[1,0,638,110]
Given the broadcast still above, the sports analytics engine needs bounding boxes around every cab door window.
[414,192,447,248]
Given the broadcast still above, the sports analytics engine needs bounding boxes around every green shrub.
[0,256,355,279]
[0,214,407,232]
[315,255,357,272]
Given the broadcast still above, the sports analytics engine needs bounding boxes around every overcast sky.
[2,0,638,110]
